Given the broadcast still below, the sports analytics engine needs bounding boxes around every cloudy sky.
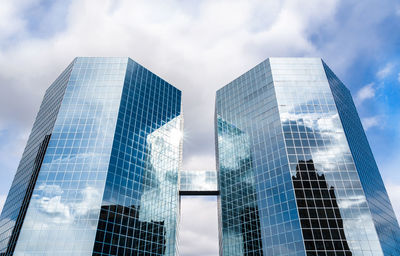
[0,0,399,255]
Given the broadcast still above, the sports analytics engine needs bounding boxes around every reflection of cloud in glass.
[216,116,262,255]
[15,185,102,254]
[337,195,366,209]
[281,111,348,174]
[28,185,101,226]
[36,196,71,224]
[137,115,182,255]
[180,170,217,191]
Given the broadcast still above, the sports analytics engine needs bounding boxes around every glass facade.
[0,57,182,256]
[216,58,400,256]
[180,170,217,192]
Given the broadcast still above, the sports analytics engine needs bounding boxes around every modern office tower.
[215,58,400,256]
[0,57,183,256]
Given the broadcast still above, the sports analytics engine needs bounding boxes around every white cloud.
[355,83,375,105]
[183,154,216,170]
[0,194,6,214]
[361,116,382,131]
[0,128,29,197]
[0,0,399,255]
[0,0,343,171]
[0,1,394,172]
[376,62,394,80]
[385,183,400,221]
[179,196,218,256]
[0,0,27,43]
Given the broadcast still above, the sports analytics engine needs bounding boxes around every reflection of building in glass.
[216,58,400,256]
[293,160,351,255]
[240,206,262,255]
[94,205,166,255]
[0,57,182,255]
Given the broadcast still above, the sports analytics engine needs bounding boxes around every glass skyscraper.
[215,58,400,256]
[0,57,183,255]
[0,57,399,256]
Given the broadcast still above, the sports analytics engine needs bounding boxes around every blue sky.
[0,0,399,255]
